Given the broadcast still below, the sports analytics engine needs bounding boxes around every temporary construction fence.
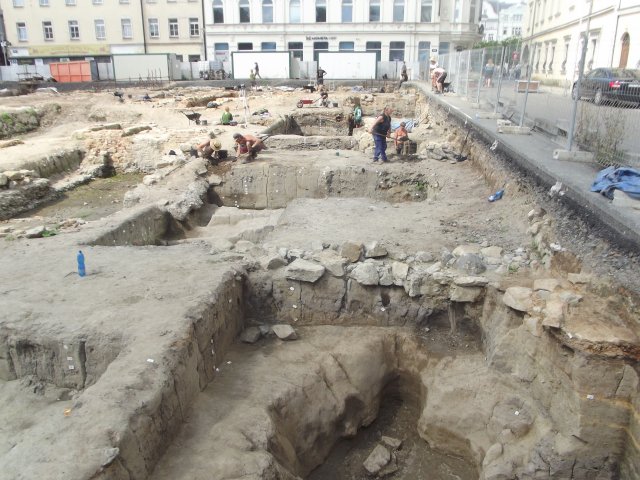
[437,44,640,169]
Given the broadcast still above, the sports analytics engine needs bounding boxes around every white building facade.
[522,0,640,84]
[0,0,204,65]
[203,0,482,65]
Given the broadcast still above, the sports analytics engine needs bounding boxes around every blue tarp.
[590,166,640,200]
[391,119,417,132]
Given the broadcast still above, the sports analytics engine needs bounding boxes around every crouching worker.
[220,106,233,125]
[394,122,409,155]
[197,138,227,164]
[233,132,266,163]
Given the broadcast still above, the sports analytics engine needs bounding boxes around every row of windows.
[212,40,433,62]
[16,18,200,42]
[213,0,435,24]
[13,0,196,5]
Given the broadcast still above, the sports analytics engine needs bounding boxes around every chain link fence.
[437,43,640,169]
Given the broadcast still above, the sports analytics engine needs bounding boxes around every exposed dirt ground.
[1,82,639,479]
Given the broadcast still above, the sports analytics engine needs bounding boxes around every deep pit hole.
[264,349,479,480]
[307,375,478,480]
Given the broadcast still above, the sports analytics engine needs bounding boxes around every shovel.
[454,128,471,162]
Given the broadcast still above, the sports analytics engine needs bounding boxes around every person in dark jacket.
[369,106,393,163]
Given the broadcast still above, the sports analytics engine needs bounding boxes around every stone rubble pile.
[0,217,87,239]
[363,436,403,477]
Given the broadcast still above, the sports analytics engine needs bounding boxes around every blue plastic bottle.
[488,189,504,202]
[77,250,86,277]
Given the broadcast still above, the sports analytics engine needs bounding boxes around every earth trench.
[0,85,639,480]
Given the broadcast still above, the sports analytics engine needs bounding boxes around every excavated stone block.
[453,244,482,256]
[454,276,489,287]
[503,287,533,312]
[285,259,325,283]
[450,285,483,302]
[272,324,297,340]
[340,241,363,263]
[363,444,391,474]
[455,253,486,274]
[364,241,387,258]
[350,262,379,286]
[312,250,346,277]
[391,261,409,286]
[533,278,559,291]
[240,327,262,344]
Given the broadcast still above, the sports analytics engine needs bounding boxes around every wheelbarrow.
[296,99,316,108]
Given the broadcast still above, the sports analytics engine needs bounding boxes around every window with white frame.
[120,0,130,3]
[13,0,25,6]
[289,0,301,23]
[189,18,199,36]
[69,20,80,39]
[66,0,76,5]
[93,0,103,4]
[95,19,105,39]
[146,0,156,2]
[512,27,522,36]
[43,21,54,40]
[342,0,352,22]
[262,0,273,23]
[418,41,430,61]
[17,22,27,41]
[121,18,132,39]
[239,0,250,23]
[339,41,354,51]
[288,41,303,60]
[369,0,380,22]
[389,41,405,61]
[148,18,159,38]
[421,0,432,22]
[169,18,179,38]
[393,0,404,22]
[316,0,326,22]
[213,0,224,23]
[39,0,50,6]
[469,0,477,23]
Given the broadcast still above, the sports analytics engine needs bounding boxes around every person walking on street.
[254,62,261,78]
[370,106,393,163]
[483,58,495,87]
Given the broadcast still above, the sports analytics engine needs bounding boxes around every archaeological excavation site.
[0,82,639,480]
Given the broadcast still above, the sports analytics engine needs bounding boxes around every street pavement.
[412,81,640,252]
[475,79,640,159]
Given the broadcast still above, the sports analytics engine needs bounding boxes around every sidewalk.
[415,82,640,252]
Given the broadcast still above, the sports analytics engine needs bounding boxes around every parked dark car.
[572,68,640,106]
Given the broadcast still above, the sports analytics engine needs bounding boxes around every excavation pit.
[1,86,640,480]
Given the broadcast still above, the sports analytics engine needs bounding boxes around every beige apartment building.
[522,0,640,85]
[0,0,204,65]
[203,0,482,65]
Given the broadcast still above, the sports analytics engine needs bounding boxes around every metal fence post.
[465,50,471,99]
[567,0,594,151]
[476,48,486,104]
[519,45,537,127]
[495,46,506,114]
[455,52,461,94]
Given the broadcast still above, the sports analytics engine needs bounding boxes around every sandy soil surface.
[1,82,638,479]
